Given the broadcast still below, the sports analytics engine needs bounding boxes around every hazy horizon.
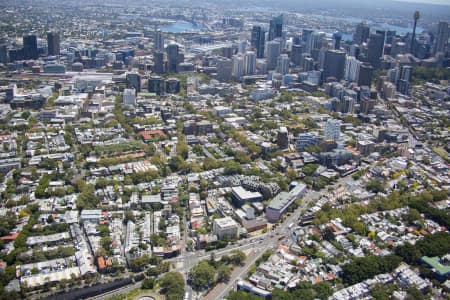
[395,0,450,5]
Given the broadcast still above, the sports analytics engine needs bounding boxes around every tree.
[21,111,31,120]
[415,232,450,258]
[366,178,385,193]
[189,260,216,290]
[176,139,189,159]
[53,187,66,197]
[124,211,135,224]
[406,287,426,300]
[169,155,189,173]
[159,272,185,300]
[404,208,422,225]
[235,151,251,164]
[100,236,112,253]
[76,183,99,209]
[209,252,216,267]
[47,215,54,224]
[370,283,390,300]
[227,291,261,300]
[342,255,402,285]
[203,157,222,170]
[142,277,155,289]
[286,169,297,182]
[217,264,231,282]
[322,227,335,241]
[302,164,319,176]
[223,161,243,175]
[35,175,50,198]
[129,255,150,272]
[229,250,246,266]
[313,282,333,300]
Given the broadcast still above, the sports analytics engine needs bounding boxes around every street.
[90,170,361,300]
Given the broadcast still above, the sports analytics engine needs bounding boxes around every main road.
[90,168,362,300]
[201,169,368,300]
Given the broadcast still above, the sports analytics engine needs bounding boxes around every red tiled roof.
[98,256,106,269]
[140,130,166,140]
[1,233,19,241]
[278,244,289,252]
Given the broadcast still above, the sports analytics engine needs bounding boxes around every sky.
[395,0,450,5]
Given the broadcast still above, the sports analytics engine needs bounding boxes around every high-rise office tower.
[123,88,136,105]
[244,51,256,75]
[165,78,181,94]
[385,31,396,44]
[389,65,412,95]
[266,40,281,70]
[291,44,303,66]
[375,30,387,49]
[387,68,399,83]
[302,29,313,44]
[217,58,233,82]
[345,56,361,82]
[434,21,449,54]
[153,51,164,74]
[268,15,283,41]
[318,41,332,70]
[166,44,179,73]
[307,31,325,54]
[358,64,373,87]
[277,127,289,150]
[333,32,342,50]
[344,58,372,87]
[126,72,141,92]
[23,35,38,60]
[341,97,355,114]
[0,45,7,64]
[323,50,346,81]
[349,44,360,59]
[276,54,290,75]
[399,65,412,82]
[47,32,60,56]
[238,40,247,54]
[251,26,266,58]
[367,33,385,69]
[354,23,370,45]
[303,56,314,72]
[148,76,165,95]
[232,55,244,80]
[293,36,302,45]
[324,118,341,141]
[154,30,164,52]
[222,46,234,59]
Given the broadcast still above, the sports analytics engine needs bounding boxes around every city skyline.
[0,1,448,300]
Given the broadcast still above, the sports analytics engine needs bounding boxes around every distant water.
[160,21,200,33]
[340,23,424,41]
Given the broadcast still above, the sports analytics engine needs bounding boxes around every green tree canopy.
[189,260,216,290]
